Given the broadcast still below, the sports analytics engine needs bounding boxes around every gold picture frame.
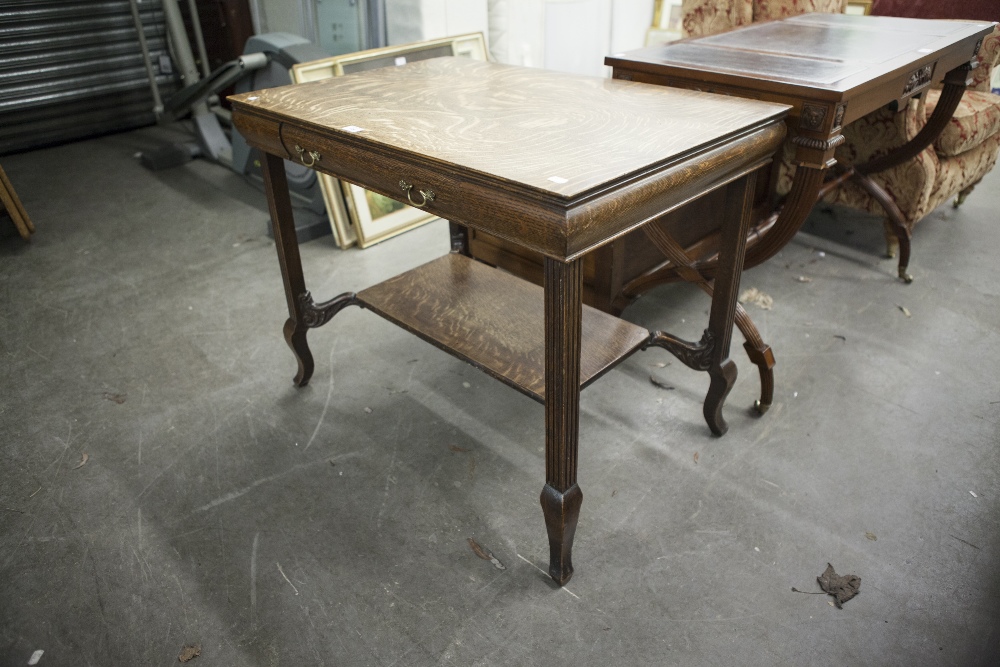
[291,33,489,248]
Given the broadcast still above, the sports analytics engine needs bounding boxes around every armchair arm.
[969,26,999,93]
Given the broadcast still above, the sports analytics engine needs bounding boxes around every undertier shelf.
[357,253,650,402]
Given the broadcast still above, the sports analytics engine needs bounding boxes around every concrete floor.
[1,125,998,667]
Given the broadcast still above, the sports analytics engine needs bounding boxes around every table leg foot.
[743,340,774,414]
[283,318,314,387]
[540,483,583,586]
[734,303,774,416]
[704,359,738,437]
[882,220,899,259]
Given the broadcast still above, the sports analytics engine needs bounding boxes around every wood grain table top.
[230,57,788,201]
[607,14,995,102]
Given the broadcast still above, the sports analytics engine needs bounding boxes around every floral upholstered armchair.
[682,0,847,37]
[683,0,1000,273]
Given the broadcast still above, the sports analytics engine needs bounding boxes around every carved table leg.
[642,173,764,434]
[540,257,584,586]
[849,172,913,282]
[261,153,317,386]
[702,173,757,436]
[736,303,775,414]
[850,65,970,283]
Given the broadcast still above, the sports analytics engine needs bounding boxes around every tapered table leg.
[540,257,584,586]
[261,153,315,386]
[703,172,758,436]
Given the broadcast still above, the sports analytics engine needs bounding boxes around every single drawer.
[279,120,569,259]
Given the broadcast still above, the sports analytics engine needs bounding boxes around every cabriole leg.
[703,172,758,436]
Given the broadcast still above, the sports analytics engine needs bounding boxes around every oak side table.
[230,58,788,584]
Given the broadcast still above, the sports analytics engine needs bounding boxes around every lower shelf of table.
[356,253,650,403]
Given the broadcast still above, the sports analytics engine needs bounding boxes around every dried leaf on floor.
[739,288,774,310]
[796,276,813,283]
[865,532,877,541]
[102,392,126,404]
[897,305,911,318]
[611,489,618,497]
[449,445,470,453]
[649,376,675,390]
[693,452,699,464]
[72,453,89,470]
[178,644,201,662]
[468,537,490,560]
[817,563,861,609]
[467,538,506,570]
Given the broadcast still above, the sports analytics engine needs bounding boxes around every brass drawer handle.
[294,144,321,167]
[399,180,435,208]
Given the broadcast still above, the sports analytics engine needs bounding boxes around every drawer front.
[279,121,570,259]
[230,111,290,160]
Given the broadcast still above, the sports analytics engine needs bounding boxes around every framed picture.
[845,0,873,16]
[291,33,489,248]
[646,0,683,47]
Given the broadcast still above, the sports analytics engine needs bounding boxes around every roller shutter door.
[0,0,181,155]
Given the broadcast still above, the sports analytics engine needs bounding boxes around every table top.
[607,14,995,102]
[231,57,788,259]
[230,57,787,202]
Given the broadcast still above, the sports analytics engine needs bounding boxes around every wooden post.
[540,256,584,586]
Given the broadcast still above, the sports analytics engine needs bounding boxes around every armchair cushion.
[925,88,1000,156]
[929,130,1000,204]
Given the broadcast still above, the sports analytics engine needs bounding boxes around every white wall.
[383,0,654,75]
[386,0,490,46]
[487,0,652,76]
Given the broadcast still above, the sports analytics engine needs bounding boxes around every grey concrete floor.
[1,126,998,667]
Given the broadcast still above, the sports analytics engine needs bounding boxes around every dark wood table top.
[607,14,995,121]
[230,57,788,259]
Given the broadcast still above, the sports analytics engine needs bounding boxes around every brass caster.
[753,400,771,415]
[898,267,914,284]
[953,193,968,208]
